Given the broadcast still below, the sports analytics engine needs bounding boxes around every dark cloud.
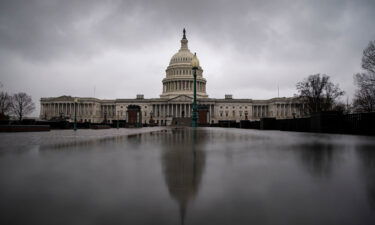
[1,0,375,116]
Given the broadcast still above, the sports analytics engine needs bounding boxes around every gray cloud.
[1,0,375,116]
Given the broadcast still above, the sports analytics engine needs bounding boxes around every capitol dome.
[169,51,194,66]
[160,29,208,99]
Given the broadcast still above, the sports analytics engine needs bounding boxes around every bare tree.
[0,91,12,118]
[353,73,375,112]
[0,82,12,119]
[353,40,375,112]
[296,74,345,114]
[362,40,375,74]
[10,92,35,121]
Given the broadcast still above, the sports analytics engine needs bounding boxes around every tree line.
[296,40,375,114]
[0,84,35,121]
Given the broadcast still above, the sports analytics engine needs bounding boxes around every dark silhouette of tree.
[0,92,12,119]
[353,41,375,112]
[0,83,12,120]
[296,74,344,114]
[353,73,375,112]
[362,40,375,74]
[10,92,35,121]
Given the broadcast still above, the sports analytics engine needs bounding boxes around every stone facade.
[40,30,304,125]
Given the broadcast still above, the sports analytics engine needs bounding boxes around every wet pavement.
[0,127,374,225]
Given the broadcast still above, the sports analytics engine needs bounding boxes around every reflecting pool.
[0,128,374,225]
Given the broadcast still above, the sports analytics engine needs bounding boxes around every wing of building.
[40,29,305,125]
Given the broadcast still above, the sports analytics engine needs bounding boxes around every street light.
[74,98,78,131]
[117,114,119,129]
[191,53,200,128]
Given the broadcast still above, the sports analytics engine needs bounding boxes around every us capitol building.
[40,29,303,125]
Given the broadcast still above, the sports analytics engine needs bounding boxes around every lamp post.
[191,53,200,128]
[117,114,119,129]
[74,98,78,131]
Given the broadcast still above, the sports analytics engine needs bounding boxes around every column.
[290,103,293,116]
[40,104,44,117]
[208,104,212,120]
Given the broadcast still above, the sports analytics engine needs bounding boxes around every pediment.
[54,95,74,101]
[168,95,193,102]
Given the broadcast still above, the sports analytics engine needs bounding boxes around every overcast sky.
[1,0,375,116]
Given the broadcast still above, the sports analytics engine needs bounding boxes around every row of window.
[171,57,192,63]
[219,111,249,117]
[220,106,248,109]
[168,69,198,76]
[116,111,148,117]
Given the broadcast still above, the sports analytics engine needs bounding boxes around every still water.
[0,128,374,225]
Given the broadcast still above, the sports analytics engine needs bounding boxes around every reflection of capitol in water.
[161,129,206,224]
